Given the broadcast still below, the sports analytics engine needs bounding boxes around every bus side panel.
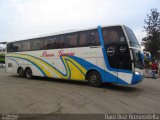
[29,64,44,77]
[5,57,21,74]
[50,58,65,78]
[6,47,128,84]
[5,57,14,73]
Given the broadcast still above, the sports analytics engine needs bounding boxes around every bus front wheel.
[25,68,33,79]
[86,71,102,87]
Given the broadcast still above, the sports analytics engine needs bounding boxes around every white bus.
[6,25,145,86]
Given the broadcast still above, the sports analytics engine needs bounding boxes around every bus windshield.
[132,49,144,69]
[124,26,144,69]
[124,26,140,48]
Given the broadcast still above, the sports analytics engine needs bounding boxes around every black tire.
[87,71,102,87]
[25,68,33,79]
[18,68,24,77]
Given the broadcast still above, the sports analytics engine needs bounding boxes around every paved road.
[0,68,160,114]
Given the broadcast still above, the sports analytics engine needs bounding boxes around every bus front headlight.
[134,71,141,75]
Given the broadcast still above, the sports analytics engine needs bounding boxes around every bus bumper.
[131,73,144,85]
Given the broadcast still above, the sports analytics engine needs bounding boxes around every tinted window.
[21,41,30,51]
[60,35,68,48]
[13,42,21,52]
[44,37,53,49]
[68,34,78,48]
[44,37,59,49]
[124,26,139,46]
[102,26,132,70]
[7,30,100,52]
[103,26,127,45]
[79,30,100,47]
[52,37,60,49]
[30,39,43,51]
[7,42,21,52]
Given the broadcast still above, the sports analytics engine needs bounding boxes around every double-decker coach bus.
[6,25,145,86]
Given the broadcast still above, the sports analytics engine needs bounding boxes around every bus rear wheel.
[25,68,33,79]
[87,71,102,87]
[18,67,24,77]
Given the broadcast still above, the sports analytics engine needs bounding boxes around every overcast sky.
[0,0,160,47]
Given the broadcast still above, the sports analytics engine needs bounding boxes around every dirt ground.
[0,68,160,114]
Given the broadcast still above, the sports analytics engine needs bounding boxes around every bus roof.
[7,25,125,43]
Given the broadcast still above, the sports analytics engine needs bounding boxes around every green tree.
[142,8,160,60]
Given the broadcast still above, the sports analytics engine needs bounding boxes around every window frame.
[7,29,101,53]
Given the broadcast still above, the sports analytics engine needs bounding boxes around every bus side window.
[79,30,100,47]
[44,37,53,49]
[48,39,53,49]
[79,32,87,47]
[59,36,66,48]
[31,39,43,51]
[86,31,100,46]
[44,36,60,50]
[52,37,59,49]
[109,31,119,43]
[62,35,69,48]
[103,30,119,44]
[68,33,78,48]
[13,42,21,52]
[21,41,30,51]
[103,30,109,44]
[95,31,100,45]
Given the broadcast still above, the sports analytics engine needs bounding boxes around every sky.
[0,0,160,48]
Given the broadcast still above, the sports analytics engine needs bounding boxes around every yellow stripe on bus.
[7,53,87,80]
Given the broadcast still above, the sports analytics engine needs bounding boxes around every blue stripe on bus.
[7,56,46,76]
[131,74,144,85]
[7,58,19,66]
[70,56,128,84]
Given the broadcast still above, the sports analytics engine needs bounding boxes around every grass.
[0,53,5,63]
